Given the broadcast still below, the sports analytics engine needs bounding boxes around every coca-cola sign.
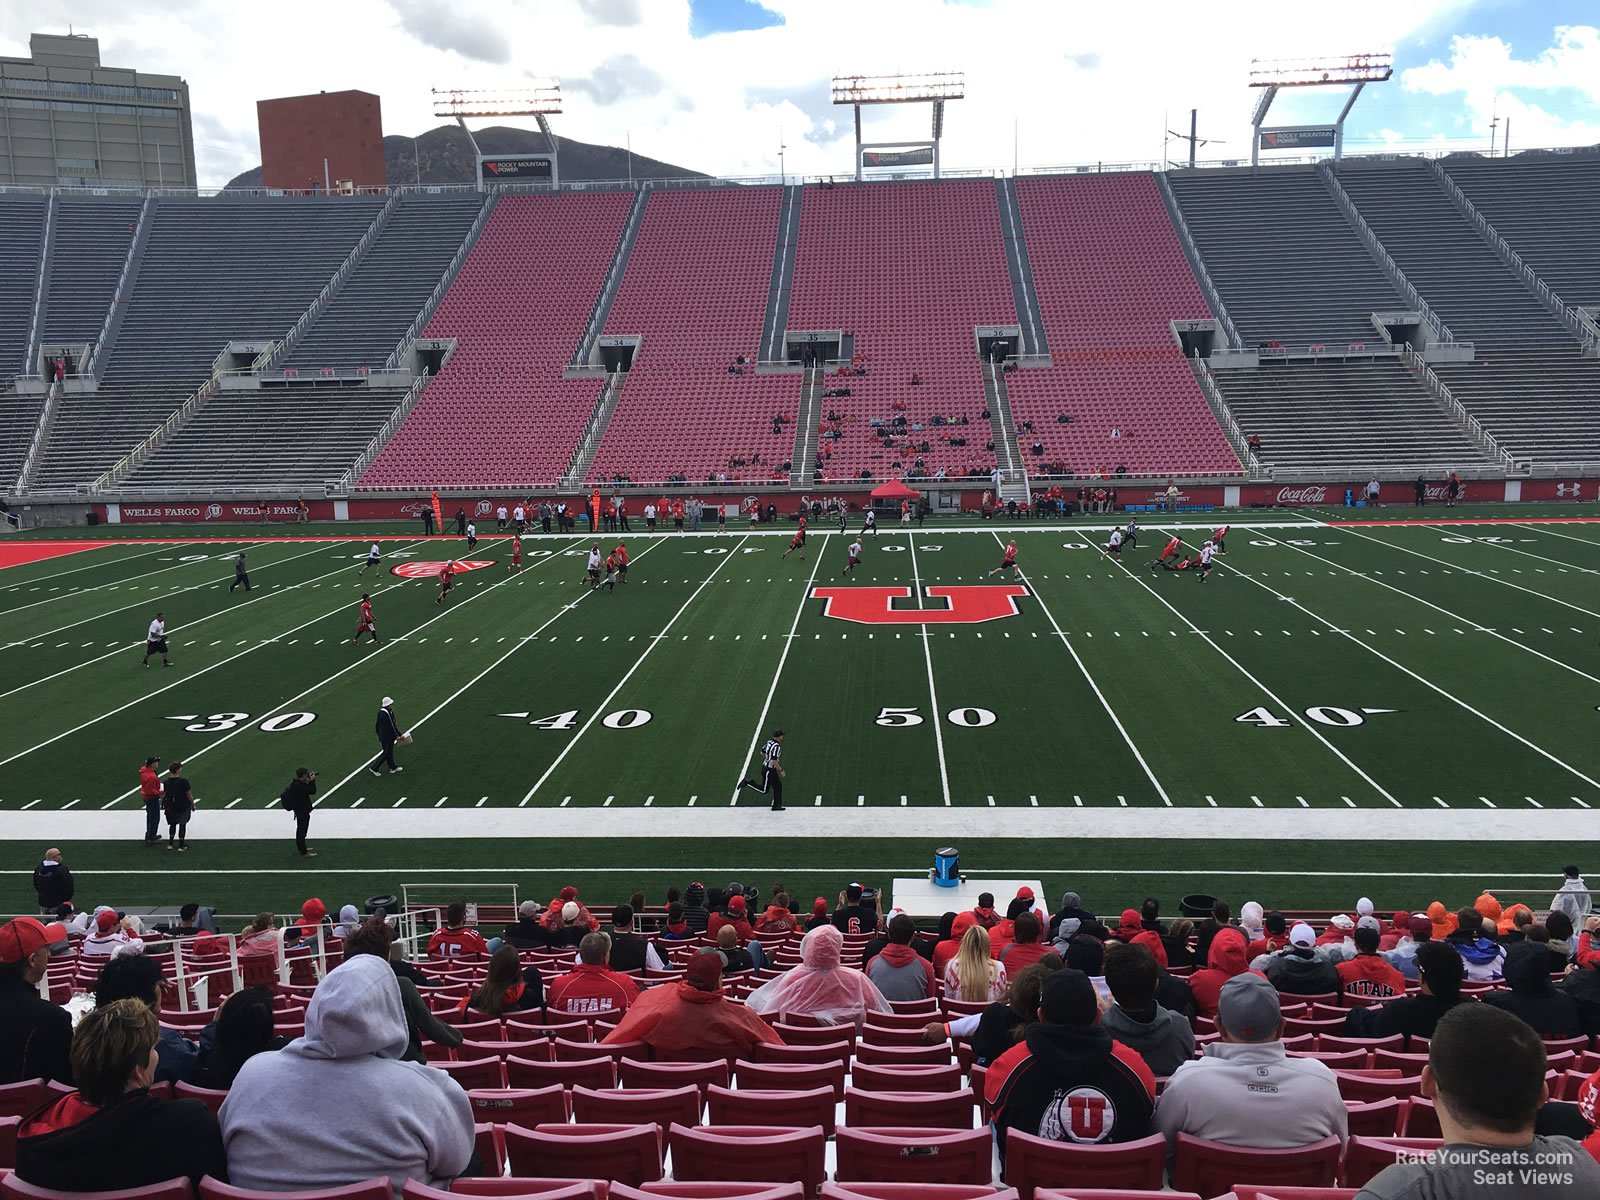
[1274,485,1329,506]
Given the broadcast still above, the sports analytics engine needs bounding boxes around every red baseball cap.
[0,916,67,965]
[686,952,724,991]
[728,896,747,914]
[1016,886,1036,901]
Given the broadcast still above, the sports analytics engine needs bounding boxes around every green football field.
[1,505,1596,917]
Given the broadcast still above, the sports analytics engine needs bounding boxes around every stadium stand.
[586,188,796,486]
[39,194,143,350]
[26,195,381,491]
[361,192,635,490]
[0,194,48,374]
[785,180,1011,483]
[1003,174,1239,476]
[283,192,487,372]
[1335,159,1600,466]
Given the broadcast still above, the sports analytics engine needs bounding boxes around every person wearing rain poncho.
[744,924,892,1026]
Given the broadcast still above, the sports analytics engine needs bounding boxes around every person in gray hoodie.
[865,912,937,1001]
[219,953,474,1197]
[1258,922,1341,995]
[1100,942,1194,1077]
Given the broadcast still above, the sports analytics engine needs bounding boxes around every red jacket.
[138,764,161,799]
[707,912,755,941]
[1336,954,1406,1000]
[547,963,640,1016]
[427,926,488,958]
[1188,928,1263,1018]
[602,982,782,1054]
[999,941,1052,972]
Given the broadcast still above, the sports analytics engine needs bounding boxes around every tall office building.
[0,32,195,190]
[258,90,386,192]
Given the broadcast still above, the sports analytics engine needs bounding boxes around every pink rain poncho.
[744,925,892,1026]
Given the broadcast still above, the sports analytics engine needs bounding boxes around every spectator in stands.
[1188,926,1259,1020]
[1260,922,1342,995]
[1501,905,1536,942]
[1554,865,1593,925]
[1447,904,1507,980]
[1110,908,1167,966]
[427,900,495,958]
[999,911,1051,973]
[1359,1004,1600,1197]
[82,908,143,959]
[1162,917,1197,968]
[194,985,285,1089]
[805,897,831,932]
[708,894,756,942]
[1346,940,1468,1048]
[833,882,876,934]
[464,945,545,1019]
[93,952,200,1083]
[221,954,475,1194]
[1102,942,1195,1078]
[661,902,692,940]
[715,925,755,973]
[235,912,281,964]
[0,916,71,1084]
[681,882,711,933]
[1482,941,1583,1037]
[756,893,799,935]
[932,911,969,977]
[548,932,640,1017]
[986,968,1156,1160]
[1154,974,1347,1158]
[1048,891,1108,942]
[16,998,227,1191]
[32,848,73,915]
[945,922,1006,1002]
[1337,922,1407,1002]
[1547,910,1577,966]
[609,903,665,971]
[342,917,461,1065]
[747,924,890,1027]
[158,902,217,939]
[605,952,782,1054]
[866,913,937,1001]
[970,892,1001,930]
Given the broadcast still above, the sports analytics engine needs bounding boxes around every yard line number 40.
[1235,706,1397,728]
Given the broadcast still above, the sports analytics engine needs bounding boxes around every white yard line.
[0,541,245,618]
[1118,532,1401,807]
[0,541,183,587]
[994,532,1170,805]
[729,533,831,805]
[1201,535,1600,793]
[318,538,669,804]
[1523,525,1600,554]
[0,540,358,700]
[1253,531,1600,688]
[909,538,953,808]
[1418,525,1600,577]
[521,535,751,804]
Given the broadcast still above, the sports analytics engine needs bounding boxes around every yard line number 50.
[876,706,997,728]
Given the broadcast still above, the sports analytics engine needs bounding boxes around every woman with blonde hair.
[944,923,1006,1002]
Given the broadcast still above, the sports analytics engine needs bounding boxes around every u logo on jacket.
[1041,1086,1114,1143]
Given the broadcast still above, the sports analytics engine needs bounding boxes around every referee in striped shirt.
[740,729,786,811]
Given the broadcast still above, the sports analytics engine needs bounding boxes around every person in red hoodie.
[603,953,782,1055]
[296,898,327,939]
[933,911,974,977]
[1380,911,1411,953]
[998,912,1051,972]
[754,894,797,934]
[708,895,755,941]
[1246,911,1291,960]
[1336,923,1406,1001]
[969,893,1001,930]
[547,932,640,1017]
[1111,908,1168,967]
[139,756,163,846]
[1188,927,1262,1019]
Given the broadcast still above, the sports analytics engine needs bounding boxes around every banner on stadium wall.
[863,146,934,167]
[1514,479,1593,502]
[1258,126,1337,150]
[100,500,335,524]
[1237,479,1492,507]
[478,154,556,187]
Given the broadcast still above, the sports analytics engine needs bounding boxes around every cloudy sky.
[3,0,1598,187]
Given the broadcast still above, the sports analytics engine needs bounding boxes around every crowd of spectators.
[4,866,1600,1195]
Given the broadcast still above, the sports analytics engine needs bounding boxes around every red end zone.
[0,540,117,570]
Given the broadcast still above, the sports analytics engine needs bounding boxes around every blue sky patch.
[689,0,785,38]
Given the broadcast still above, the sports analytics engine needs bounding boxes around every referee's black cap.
[772,728,784,737]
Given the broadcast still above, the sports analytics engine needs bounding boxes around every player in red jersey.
[615,542,630,584]
[601,552,619,592]
[435,560,456,605]
[1212,525,1229,554]
[1161,553,1199,572]
[988,540,1019,578]
[782,526,807,560]
[509,537,523,572]
[351,593,379,645]
[1150,535,1182,574]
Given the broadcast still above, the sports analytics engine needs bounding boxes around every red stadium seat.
[613,1184,801,1200]
[1170,1134,1342,1196]
[475,1123,505,1177]
[734,1060,847,1101]
[706,1084,835,1137]
[0,1082,49,1121]
[507,1055,617,1091]
[449,1183,605,1199]
[859,1025,937,1047]
[1317,1036,1401,1056]
[667,1124,826,1196]
[1341,1137,1445,1187]
[852,1043,953,1068]
[1369,1050,1430,1077]
[439,1058,506,1090]
[570,1086,703,1129]
[1332,1071,1423,1103]
[1343,1097,1402,1138]
[823,1189,1018,1200]
[1035,1192,1201,1200]
[1226,1190,1357,1200]
[467,1087,569,1127]
[173,1082,229,1115]
[557,1038,649,1064]
[834,1127,993,1185]
[848,1063,963,1094]
[618,1058,729,1097]
[0,1117,18,1171]
[503,1123,663,1188]
[200,1180,392,1200]
[769,1025,857,1049]
[750,1041,852,1066]
[843,1087,976,1130]
[1395,1098,1442,1139]
[1001,1130,1167,1200]
[2,1180,195,1200]
[506,1019,591,1041]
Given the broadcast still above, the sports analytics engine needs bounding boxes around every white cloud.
[0,0,1541,186]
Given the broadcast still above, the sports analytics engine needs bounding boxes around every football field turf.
[1,506,1597,916]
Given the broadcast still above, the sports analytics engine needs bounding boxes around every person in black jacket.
[501,901,551,950]
[195,986,286,1090]
[369,696,403,775]
[32,849,73,914]
[1345,940,1470,1049]
[681,882,711,933]
[1481,941,1583,1037]
[0,917,72,1085]
[17,999,227,1190]
[281,766,318,857]
[93,953,200,1084]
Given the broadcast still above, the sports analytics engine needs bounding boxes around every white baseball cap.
[1289,922,1317,948]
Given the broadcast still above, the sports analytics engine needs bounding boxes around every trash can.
[365,894,398,918]
[932,846,960,888]
[1179,893,1217,918]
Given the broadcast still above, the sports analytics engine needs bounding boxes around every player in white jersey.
[863,509,877,537]
[1104,528,1125,558]
[1198,540,1217,582]
[842,538,863,575]
[143,612,170,667]
[359,543,382,575]
[585,545,603,588]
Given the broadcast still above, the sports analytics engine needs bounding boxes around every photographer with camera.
[281,766,318,859]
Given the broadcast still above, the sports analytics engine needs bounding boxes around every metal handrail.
[94,345,236,490]
[561,371,627,488]
[571,190,649,368]
[384,192,497,369]
[22,193,56,374]
[86,193,152,377]
[256,190,401,373]
[1191,356,1262,475]
[14,378,62,493]
[1399,342,1514,470]
[1156,171,1241,350]
[1317,161,1455,345]
[335,371,432,492]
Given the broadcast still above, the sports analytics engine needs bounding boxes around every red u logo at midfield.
[811,585,1027,625]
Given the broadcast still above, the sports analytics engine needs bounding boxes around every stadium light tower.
[432,84,564,188]
[1248,52,1392,165]
[832,71,964,181]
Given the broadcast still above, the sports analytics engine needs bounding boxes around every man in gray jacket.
[1259,922,1342,995]
[1153,973,1347,1160]
[1100,942,1194,1077]
[220,954,474,1196]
